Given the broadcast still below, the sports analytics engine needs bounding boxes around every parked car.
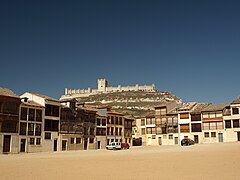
[121,143,130,149]
[106,142,121,150]
[181,138,195,146]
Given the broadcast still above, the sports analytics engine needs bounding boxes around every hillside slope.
[76,91,182,117]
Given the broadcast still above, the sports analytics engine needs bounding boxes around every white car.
[106,142,121,150]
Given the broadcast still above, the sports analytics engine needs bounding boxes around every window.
[97,118,101,126]
[2,121,17,133]
[89,138,94,143]
[2,102,18,114]
[45,104,59,117]
[180,113,189,119]
[160,108,167,115]
[141,128,145,135]
[115,117,119,125]
[211,132,216,137]
[71,138,75,144]
[84,127,88,135]
[161,118,167,125]
[216,122,223,129]
[233,120,240,128]
[169,134,173,139]
[191,114,201,121]
[107,117,110,124]
[210,122,216,130]
[20,122,27,135]
[146,118,151,125]
[203,122,210,130]
[119,128,122,136]
[209,113,215,118]
[45,132,51,140]
[119,117,123,125]
[35,124,41,136]
[30,138,35,145]
[156,127,162,135]
[29,108,35,121]
[225,120,232,128]
[204,132,209,138]
[110,116,114,124]
[111,127,114,135]
[180,124,190,133]
[202,113,209,118]
[167,118,173,125]
[76,138,81,144]
[156,118,161,125]
[36,138,41,145]
[152,135,156,139]
[191,123,202,132]
[28,123,34,136]
[232,108,239,115]
[163,135,167,139]
[44,119,59,131]
[21,107,27,120]
[102,119,106,126]
[90,128,94,135]
[146,127,155,134]
[36,110,42,121]
[141,119,145,126]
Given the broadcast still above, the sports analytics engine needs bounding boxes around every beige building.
[223,97,240,142]
[106,111,125,145]
[177,102,209,144]
[155,103,179,146]
[19,98,44,153]
[201,103,229,143]
[21,92,61,152]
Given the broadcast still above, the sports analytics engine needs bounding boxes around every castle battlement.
[61,79,156,100]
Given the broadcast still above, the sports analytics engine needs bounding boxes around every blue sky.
[1,0,240,103]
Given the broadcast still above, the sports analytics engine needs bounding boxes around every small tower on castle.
[98,79,108,92]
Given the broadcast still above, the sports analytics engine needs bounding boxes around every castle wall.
[62,80,156,100]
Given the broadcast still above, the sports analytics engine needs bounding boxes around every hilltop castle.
[60,79,156,100]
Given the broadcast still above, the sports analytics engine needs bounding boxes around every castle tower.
[98,79,108,92]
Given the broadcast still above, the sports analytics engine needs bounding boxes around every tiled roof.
[177,102,197,111]
[0,87,19,98]
[190,103,210,114]
[231,97,240,104]
[201,103,230,112]
[107,111,124,116]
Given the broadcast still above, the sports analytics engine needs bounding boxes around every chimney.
[21,97,28,102]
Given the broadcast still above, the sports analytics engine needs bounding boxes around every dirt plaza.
[0,142,240,180]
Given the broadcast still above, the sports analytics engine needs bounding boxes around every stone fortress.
[60,79,156,100]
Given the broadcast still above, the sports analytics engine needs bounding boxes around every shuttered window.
[180,113,189,119]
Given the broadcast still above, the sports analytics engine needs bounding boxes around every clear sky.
[1,0,240,103]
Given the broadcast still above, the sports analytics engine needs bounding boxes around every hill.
[76,91,182,117]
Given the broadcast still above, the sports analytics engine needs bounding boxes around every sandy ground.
[0,143,240,180]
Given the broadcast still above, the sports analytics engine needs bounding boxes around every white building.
[21,92,61,152]
[223,98,240,142]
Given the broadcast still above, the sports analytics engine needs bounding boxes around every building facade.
[0,88,21,154]
[21,92,61,152]
[19,99,44,153]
